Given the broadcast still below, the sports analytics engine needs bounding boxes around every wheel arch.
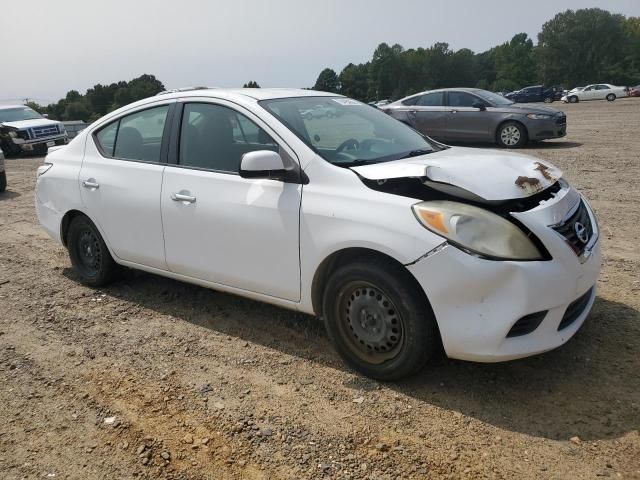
[310,247,430,319]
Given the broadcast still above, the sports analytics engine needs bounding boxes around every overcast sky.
[2,0,639,104]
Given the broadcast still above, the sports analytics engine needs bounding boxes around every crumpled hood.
[351,147,562,201]
[0,118,61,130]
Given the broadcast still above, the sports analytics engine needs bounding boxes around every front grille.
[558,288,593,331]
[506,310,547,338]
[551,200,593,256]
[556,115,567,125]
[29,125,59,139]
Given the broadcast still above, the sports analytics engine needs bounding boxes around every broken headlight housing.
[412,200,543,260]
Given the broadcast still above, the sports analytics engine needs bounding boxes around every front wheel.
[497,121,527,148]
[67,215,120,287]
[606,93,616,102]
[544,97,553,103]
[0,171,6,192]
[322,257,439,380]
[568,96,579,103]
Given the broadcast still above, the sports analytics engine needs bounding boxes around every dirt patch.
[1,99,639,479]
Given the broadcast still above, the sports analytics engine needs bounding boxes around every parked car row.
[381,87,566,148]
[0,105,68,157]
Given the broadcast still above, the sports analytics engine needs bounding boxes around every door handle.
[409,110,417,114]
[450,109,458,114]
[82,179,100,189]
[171,192,196,204]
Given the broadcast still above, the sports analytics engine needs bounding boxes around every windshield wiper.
[338,159,382,167]
[397,149,433,159]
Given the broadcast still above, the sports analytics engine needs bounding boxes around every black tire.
[322,257,439,380]
[496,121,528,148]
[0,140,21,157]
[0,171,6,192]
[568,96,579,103]
[544,97,553,103]
[606,93,616,102]
[67,215,120,287]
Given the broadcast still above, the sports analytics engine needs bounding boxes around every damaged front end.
[351,148,572,261]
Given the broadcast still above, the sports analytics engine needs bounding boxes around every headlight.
[527,113,552,119]
[412,201,543,260]
[58,124,66,134]
[8,131,18,138]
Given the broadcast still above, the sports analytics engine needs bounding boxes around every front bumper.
[14,135,68,152]
[527,116,567,140]
[407,183,600,362]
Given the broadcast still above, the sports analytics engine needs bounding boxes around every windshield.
[0,107,43,123]
[259,97,436,166]
[474,90,514,106]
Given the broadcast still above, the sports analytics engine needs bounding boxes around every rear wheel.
[67,215,120,287]
[606,93,616,102]
[544,97,553,103]
[497,121,527,148]
[0,171,6,192]
[322,257,439,380]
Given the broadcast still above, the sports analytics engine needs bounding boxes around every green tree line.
[29,74,166,122]
[313,8,640,101]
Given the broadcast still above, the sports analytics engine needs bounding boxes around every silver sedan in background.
[382,88,567,148]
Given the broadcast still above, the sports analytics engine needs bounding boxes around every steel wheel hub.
[501,125,521,146]
[78,230,102,272]
[342,285,403,362]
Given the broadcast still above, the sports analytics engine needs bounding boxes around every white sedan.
[562,83,628,103]
[35,88,600,380]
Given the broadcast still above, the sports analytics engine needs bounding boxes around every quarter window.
[94,105,169,162]
[416,92,444,107]
[95,122,118,157]
[179,103,277,172]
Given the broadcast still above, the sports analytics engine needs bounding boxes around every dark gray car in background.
[382,88,567,148]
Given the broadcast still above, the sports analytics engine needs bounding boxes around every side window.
[95,121,118,157]
[95,105,169,162]
[179,103,278,172]
[584,86,594,91]
[402,96,419,106]
[114,106,169,162]
[448,92,477,107]
[416,92,444,107]
[596,85,610,90]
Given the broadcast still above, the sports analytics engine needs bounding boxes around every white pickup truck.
[0,105,68,156]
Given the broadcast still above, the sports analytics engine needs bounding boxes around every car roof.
[156,88,340,101]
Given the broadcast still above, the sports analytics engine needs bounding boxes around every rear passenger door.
[594,84,610,100]
[407,92,447,138]
[80,103,173,270]
[443,91,491,141]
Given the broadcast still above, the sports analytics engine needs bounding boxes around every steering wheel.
[336,138,360,153]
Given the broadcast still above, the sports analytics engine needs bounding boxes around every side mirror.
[42,113,49,118]
[239,150,286,180]
[472,102,486,111]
